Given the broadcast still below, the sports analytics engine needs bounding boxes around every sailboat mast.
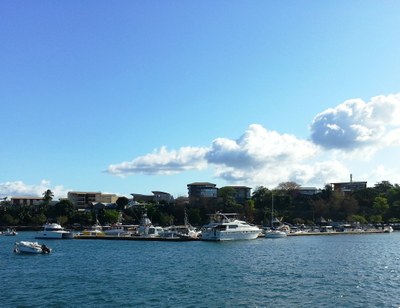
[271,193,274,228]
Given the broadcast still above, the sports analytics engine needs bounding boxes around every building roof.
[11,196,42,199]
[152,191,171,195]
[187,182,216,186]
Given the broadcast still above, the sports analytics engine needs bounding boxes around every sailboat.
[265,194,287,238]
[161,208,201,239]
[81,215,105,236]
[104,212,131,236]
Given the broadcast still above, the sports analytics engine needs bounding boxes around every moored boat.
[14,241,52,254]
[201,212,261,241]
[3,228,18,236]
[36,222,74,239]
[161,209,201,239]
[137,211,164,237]
[265,229,287,238]
[81,221,105,236]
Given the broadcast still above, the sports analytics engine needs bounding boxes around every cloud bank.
[0,180,69,199]
[106,93,400,188]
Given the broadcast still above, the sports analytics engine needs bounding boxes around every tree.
[374,181,393,195]
[251,186,270,209]
[347,214,368,224]
[218,187,236,207]
[103,210,120,224]
[373,196,389,218]
[116,197,129,210]
[42,189,54,205]
[276,181,300,192]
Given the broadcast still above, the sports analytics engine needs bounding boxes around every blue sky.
[1,1,400,199]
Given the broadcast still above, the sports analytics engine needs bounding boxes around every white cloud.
[106,124,347,188]
[107,146,209,176]
[0,180,69,199]
[206,124,318,167]
[310,93,400,151]
[105,93,400,189]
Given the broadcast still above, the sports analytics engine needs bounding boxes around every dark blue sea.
[1,231,400,307]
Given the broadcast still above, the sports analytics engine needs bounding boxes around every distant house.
[152,191,174,204]
[187,182,218,206]
[297,187,321,196]
[131,191,174,204]
[10,196,43,206]
[92,202,118,210]
[331,179,367,194]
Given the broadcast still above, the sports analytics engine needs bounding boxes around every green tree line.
[1,181,400,228]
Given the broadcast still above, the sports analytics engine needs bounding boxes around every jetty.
[74,234,200,241]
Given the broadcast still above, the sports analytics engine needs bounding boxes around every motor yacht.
[36,222,74,239]
[201,212,261,241]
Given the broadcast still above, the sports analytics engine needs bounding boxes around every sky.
[1,1,400,200]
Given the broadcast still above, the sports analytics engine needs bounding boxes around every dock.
[74,235,200,241]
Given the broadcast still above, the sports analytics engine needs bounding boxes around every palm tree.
[42,189,54,205]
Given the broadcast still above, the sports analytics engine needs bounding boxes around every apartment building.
[67,191,118,209]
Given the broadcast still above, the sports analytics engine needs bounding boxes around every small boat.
[201,212,261,241]
[161,209,201,239]
[36,222,74,239]
[384,225,394,233]
[14,241,52,254]
[103,212,132,236]
[265,194,287,239]
[3,228,18,236]
[81,221,105,236]
[265,229,287,238]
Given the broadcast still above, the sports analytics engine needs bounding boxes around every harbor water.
[1,231,400,307]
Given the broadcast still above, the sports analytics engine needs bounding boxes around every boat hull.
[265,231,287,238]
[201,230,260,241]
[36,231,74,239]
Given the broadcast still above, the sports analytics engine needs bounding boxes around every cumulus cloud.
[0,180,69,199]
[310,93,400,151]
[206,124,317,168]
[105,93,400,189]
[106,124,348,188]
[107,146,209,176]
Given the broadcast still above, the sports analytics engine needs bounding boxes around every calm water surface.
[1,232,400,307]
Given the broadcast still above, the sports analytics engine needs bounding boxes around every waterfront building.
[187,182,218,207]
[67,191,118,209]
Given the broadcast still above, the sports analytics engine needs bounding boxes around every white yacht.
[201,212,261,241]
[36,222,74,239]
